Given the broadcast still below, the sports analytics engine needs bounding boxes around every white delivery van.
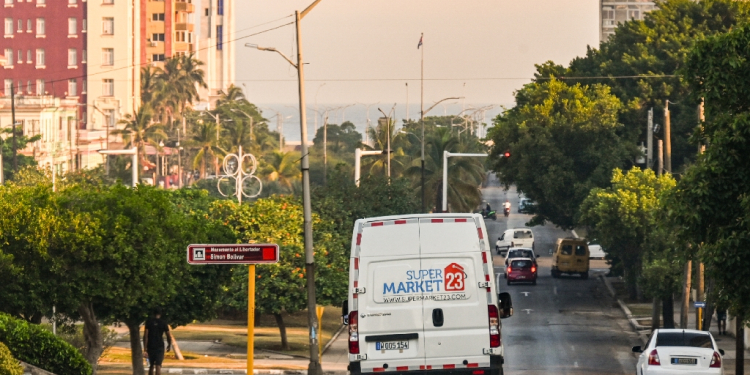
[343,214,513,375]
[494,228,534,255]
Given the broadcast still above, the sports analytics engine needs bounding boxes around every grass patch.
[627,303,654,317]
[119,306,342,359]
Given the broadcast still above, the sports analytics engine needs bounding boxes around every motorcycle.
[482,210,497,221]
[504,207,510,217]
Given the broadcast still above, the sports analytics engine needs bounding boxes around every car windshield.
[656,332,713,348]
[511,260,532,269]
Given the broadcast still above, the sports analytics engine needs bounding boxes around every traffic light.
[503,151,511,158]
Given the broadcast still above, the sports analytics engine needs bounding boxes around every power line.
[228,74,678,82]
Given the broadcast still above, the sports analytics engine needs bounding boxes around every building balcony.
[174,42,192,52]
[174,2,193,13]
[174,22,194,32]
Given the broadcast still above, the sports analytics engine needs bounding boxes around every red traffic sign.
[187,244,279,265]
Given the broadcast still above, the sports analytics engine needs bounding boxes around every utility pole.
[295,3,323,374]
[215,113,220,176]
[420,32,425,212]
[658,140,663,176]
[405,82,409,122]
[278,115,283,152]
[664,100,672,174]
[647,108,654,170]
[11,84,17,173]
[696,99,705,330]
[323,112,328,185]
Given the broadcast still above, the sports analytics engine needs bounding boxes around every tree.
[488,79,635,229]
[579,168,675,299]
[537,0,750,171]
[404,127,485,212]
[213,196,347,351]
[670,24,750,371]
[187,119,224,179]
[261,151,300,192]
[312,121,362,154]
[112,104,167,178]
[0,128,41,181]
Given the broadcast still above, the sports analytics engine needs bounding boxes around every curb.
[598,275,650,346]
[322,324,345,355]
[161,370,347,375]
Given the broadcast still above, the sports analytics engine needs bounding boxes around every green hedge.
[0,313,91,375]
[0,342,23,375]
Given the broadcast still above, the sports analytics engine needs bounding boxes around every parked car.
[518,198,535,213]
[506,258,537,285]
[633,329,724,374]
[588,240,606,259]
[495,228,535,254]
[345,214,513,375]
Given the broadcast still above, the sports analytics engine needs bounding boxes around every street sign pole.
[187,244,279,375]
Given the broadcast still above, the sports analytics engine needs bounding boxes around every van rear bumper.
[350,356,503,375]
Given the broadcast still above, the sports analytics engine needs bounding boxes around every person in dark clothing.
[716,308,728,335]
[144,310,173,375]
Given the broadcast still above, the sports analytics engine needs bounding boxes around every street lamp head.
[245,43,259,49]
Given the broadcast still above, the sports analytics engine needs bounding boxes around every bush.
[55,324,119,359]
[0,313,91,375]
[0,342,22,375]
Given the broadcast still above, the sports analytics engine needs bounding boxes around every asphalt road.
[481,181,640,375]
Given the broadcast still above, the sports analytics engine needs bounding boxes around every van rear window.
[561,245,573,255]
[575,245,586,256]
[656,332,713,348]
[509,250,533,259]
[511,260,532,269]
[514,231,532,239]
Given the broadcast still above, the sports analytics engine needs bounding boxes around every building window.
[204,8,208,16]
[82,79,87,94]
[628,9,641,20]
[17,19,22,32]
[152,33,165,41]
[68,18,77,35]
[102,79,113,96]
[217,0,223,15]
[36,0,45,5]
[4,0,12,6]
[35,79,44,95]
[16,49,21,63]
[82,49,87,63]
[102,48,113,65]
[26,80,31,93]
[152,53,165,62]
[102,0,113,4]
[82,19,86,32]
[4,18,11,35]
[67,79,77,96]
[4,79,11,96]
[102,17,114,35]
[216,25,222,50]
[68,49,77,66]
[152,13,165,21]
[3,49,11,66]
[26,19,31,32]
[35,48,44,66]
[104,109,115,127]
[69,0,76,3]
[36,18,44,35]
[26,49,31,63]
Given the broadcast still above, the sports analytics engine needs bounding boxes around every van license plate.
[376,341,409,350]
[671,358,697,365]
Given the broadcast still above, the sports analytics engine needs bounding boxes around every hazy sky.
[234,0,599,106]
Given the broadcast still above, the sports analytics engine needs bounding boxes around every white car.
[633,329,724,375]
[503,248,539,266]
[588,240,606,259]
[495,228,534,254]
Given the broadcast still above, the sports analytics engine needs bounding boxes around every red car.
[506,258,537,285]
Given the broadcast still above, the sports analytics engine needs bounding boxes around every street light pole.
[419,96,462,211]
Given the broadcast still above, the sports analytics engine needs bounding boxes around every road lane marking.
[522,309,533,314]
[521,292,530,296]
[574,361,579,368]
[572,346,575,352]
[553,286,557,295]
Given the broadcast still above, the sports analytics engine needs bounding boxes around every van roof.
[357,213,479,224]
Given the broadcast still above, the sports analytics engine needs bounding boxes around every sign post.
[188,244,279,375]
[694,301,706,330]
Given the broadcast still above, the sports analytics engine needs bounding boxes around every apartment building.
[86,0,141,167]
[2,0,86,119]
[195,0,233,109]
[141,0,195,67]
[600,0,657,41]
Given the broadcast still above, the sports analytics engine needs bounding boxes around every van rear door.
[418,217,491,369]
[357,218,425,372]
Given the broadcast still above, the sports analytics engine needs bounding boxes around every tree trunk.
[651,298,661,332]
[702,278,715,331]
[662,295,675,329]
[626,263,638,301]
[737,313,745,375]
[273,313,289,351]
[680,260,692,328]
[126,321,145,375]
[78,303,104,374]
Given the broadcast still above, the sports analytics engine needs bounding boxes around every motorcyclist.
[485,203,491,215]
[503,200,511,212]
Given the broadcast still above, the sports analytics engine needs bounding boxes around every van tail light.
[710,351,722,368]
[348,311,359,354]
[506,266,511,274]
[647,349,660,366]
[531,266,537,273]
[487,305,500,347]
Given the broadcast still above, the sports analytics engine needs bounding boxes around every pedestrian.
[716,307,727,335]
[144,309,173,375]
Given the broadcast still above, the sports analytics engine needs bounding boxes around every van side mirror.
[498,237,502,241]
[341,300,349,325]
[498,292,513,319]
[631,346,642,353]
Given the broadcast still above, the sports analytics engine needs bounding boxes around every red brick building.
[2,0,86,126]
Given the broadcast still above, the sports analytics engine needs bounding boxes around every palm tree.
[215,84,249,107]
[188,120,225,179]
[361,117,409,177]
[262,151,301,191]
[155,54,208,128]
[404,127,485,212]
[140,66,164,104]
[112,104,167,176]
